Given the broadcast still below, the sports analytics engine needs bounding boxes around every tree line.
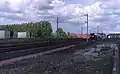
[0,20,74,38]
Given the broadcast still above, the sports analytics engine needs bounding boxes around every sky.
[0,0,120,34]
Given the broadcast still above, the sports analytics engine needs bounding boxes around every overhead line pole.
[57,17,59,31]
[86,14,89,42]
[89,29,91,34]
[56,17,59,36]
[81,26,83,34]
[97,25,99,34]
[80,13,89,42]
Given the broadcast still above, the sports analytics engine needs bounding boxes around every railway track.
[116,40,120,74]
[0,38,116,62]
[48,38,120,58]
[0,38,86,44]
[0,39,86,52]
[0,38,89,61]
[0,38,119,74]
[48,40,97,54]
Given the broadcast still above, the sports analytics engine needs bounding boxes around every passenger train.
[107,33,120,38]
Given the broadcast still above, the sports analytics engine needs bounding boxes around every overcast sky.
[0,0,120,34]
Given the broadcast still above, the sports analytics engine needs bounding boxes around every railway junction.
[0,38,119,74]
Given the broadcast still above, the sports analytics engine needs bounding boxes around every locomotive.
[89,33,106,40]
[89,33,98,40]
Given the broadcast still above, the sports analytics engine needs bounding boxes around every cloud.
[50,0,120,33]
[1,0,120,33]
[0,0,54,22]
[0,12,25,21]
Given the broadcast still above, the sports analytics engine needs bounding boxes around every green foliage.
[0,21,53,38]
[51,33,58,38]
[0,21,76,39]
[67,32,75,38]
[56,28,67,38]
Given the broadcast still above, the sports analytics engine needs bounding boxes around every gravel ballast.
[0,54,87,74]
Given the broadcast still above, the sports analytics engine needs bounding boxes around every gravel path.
[0,54,87,74]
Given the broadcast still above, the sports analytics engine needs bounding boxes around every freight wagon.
[18,32,32,38]
[0,30,17,39]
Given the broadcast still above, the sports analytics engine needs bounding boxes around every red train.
[68,32,106,40]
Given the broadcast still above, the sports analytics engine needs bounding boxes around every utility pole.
[81,26,83,34]
[89,29,91,34]
[56,17,59,36]
[57,17,59,31]
[80,13,89,42]
[97,25,99,34]
[101,28,103,33]
[86,14,89,42]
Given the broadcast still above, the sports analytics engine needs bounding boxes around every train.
[89,33,106,40]
[89,33,97,40]
[107,33,120,38]
[0,30,32,39]
[0,30,107,41]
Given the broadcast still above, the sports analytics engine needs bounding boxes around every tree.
[51,33,58,38]
[36,21,53,38]
[56,28,67,38]
[67,32,75,38]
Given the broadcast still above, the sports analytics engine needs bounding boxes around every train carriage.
[107,33,120,38]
